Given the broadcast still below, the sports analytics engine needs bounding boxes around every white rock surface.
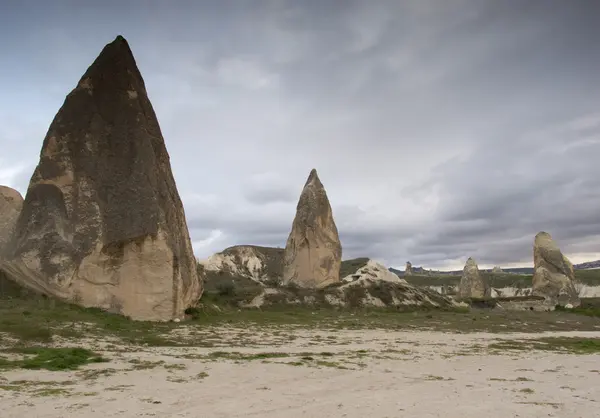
[341,259,407,284]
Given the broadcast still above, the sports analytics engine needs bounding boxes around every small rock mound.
[246,280,458,310]
[0,186,23,255]
[199,245,283,285]
[457,257,490,299]
[282,169,342,288]
[342,259,407,284]
[532,231,580,307]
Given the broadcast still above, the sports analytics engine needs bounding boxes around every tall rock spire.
[282,169,342,288]
[0,36,201,321]
[532,232,579,307]
[457,257,490,299]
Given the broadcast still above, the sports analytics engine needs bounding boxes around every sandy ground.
[2,328,600,418]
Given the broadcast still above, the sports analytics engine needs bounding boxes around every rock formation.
[491,266,503,273]
[248,271,458,309]
[200,245,284,284]
[532,231,580,307]
[342,259,408,284]
[282,169,342,288]
[0,186,23,255]
[0,35,201,321]
[457,257,490,299]
[405,261,413,276]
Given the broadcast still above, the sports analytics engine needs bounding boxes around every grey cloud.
[2,1,600,269]
[407,114,600,266]
[241,172,299,205]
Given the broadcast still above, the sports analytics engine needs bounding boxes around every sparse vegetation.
[1,294,600,350]
[0,347,107,371]
[489,337,600,354]
[519,388,535,394]
[555,298,600,317]
[207,351,290,361]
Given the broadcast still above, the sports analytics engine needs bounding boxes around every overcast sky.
[1,0,600,270]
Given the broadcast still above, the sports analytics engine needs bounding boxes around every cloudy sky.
[1,0,600,270]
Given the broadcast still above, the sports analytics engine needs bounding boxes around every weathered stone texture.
[282,169,342,288]
[0,35,201,321]
[0,186,23,255]
[457,257,490,299]
[531,231,579,307]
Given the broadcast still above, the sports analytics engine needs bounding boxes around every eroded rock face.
[532,232,579,307]
[200,245,284,284]
[247,276,459,309]
[0,186,23,255]
[405,261,413,276]
[282,169,342,288]
[0,36,201,321]
[457,257,490,299]
[342,259,407,284]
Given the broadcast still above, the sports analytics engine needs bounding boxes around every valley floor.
[2,327,600,418]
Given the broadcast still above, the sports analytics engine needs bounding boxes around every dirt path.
[2,329,599,417]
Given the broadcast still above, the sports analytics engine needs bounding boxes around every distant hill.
[574,260,600,270]
[389,260,600,277]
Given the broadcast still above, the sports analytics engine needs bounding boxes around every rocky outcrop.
[531,232,580,307]
[0,186,23,255]
[200,245,283,284]
[246,275,458,309]
[0,36,200,321]
[282,169,342,288]
[491,266,503,273]
[457,257,490,299]
[201,254,460,309]
[342,259,408,284]
[405,261,413,276]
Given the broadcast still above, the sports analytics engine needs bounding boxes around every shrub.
[216,282,236,297]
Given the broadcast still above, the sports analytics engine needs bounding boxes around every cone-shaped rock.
[0,36,201,321]
[457,257,490,299]
[532,232,579,307]
[282,169,342,288]
[0,186,23,255]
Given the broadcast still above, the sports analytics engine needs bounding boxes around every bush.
[343,285,367,309]
[216,282,236,297]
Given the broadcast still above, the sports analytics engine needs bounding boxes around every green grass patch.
[0,347,107,371]
[489,337,600,354]
[555,299,600,318]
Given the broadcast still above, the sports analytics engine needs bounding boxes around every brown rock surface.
[532,231,579,307]
[457,257,490,299]
[0,35,201,321]
[0,186,23,255]
[282,169,342,288]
